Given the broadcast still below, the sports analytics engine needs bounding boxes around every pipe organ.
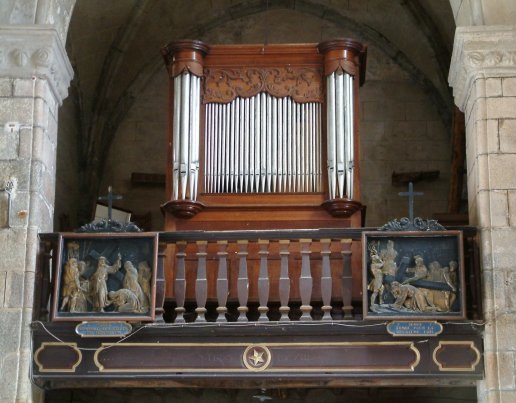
[162,39,367,231]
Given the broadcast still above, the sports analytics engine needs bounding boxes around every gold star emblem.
[249,349,265,366]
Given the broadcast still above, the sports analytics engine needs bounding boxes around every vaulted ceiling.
[62,0,456,224]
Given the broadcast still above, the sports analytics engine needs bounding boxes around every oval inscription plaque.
[387,321,443,337]
[76,321,132,338]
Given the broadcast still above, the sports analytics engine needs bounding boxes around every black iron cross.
[98,186,122,221]
[399,182,423,222]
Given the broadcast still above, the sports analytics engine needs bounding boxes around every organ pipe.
[203,95,323,193]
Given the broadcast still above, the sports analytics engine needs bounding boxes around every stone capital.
[0,25,73,104]
[449,25,516,111]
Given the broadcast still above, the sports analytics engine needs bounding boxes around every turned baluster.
[257,240,270,321]
[236,240,249,322]
[320,238,333,320]
[278,240,291,321]
[299,239,313,321]
[174,241,187,323]
[341,239,353,319]
[194,241,208,322]
[216,241,229,322]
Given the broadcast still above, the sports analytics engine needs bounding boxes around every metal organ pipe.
[203,94,322,194]
[326,71,354,200]
[171,71,202,201]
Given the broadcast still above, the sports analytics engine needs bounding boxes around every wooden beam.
[448,107,466,214]
[392,170,440,186]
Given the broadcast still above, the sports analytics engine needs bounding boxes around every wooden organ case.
[161,39,367,306]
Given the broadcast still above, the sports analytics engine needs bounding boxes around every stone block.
[23,271,35,308]
[16,349,33,402]
[509,191,516,227]
[499,119,516,153]
[467,97,487,128]
[476,154,489,191]
[485,119,499,154]
[489,154,516,190]
[482,269,496,315]
[491,228,516,270]
[507,271,516,311]
[28,193,52,231]
[0,310,22,353]
[13,78,35,97]
[0,98,34,127]
[0,129,19,159]
[0,159,30,191]
[9,190,29,228]
[5,271,24,308]
[474,77,487,99]
[487,97,516,120]
[0,78,12,96]
[499,391,516,402]
[479,228,493,270]
[492,269,508,312]
[24,227,39,273]
[17,127,32,159]
[503,77,516,97]
[0,271,6,306]
[0,228,27,271]
[33,98,49,130]
[486,78,502,97]
[482,352,501,389]
[0,352,18,401]
[0,189,8,229]
[490,190,509,228]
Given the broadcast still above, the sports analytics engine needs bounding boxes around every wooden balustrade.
[34,227,481,323]
[169,234,356,322]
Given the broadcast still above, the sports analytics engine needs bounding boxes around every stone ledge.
[0,25,73,104]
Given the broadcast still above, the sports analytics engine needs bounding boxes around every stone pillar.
[449,26,516,403]
[0,21,73,403]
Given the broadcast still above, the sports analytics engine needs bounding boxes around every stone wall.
[449,25,516,403]
[0,3,75,402]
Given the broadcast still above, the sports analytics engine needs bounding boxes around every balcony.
[32,227,483,389]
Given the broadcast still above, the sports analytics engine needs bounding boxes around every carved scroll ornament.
[203,66,324,104]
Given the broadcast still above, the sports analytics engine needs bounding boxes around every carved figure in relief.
[91,254,121,312]
[379,240,397,276]
[390,281,437,312]
[123,261,145,311]
[60,258,81,311]
[138,261,152,311]
[402,255,428,285]
[441,260,458,310]
[67,241,80,260]
[108,289,141,313]
[367,248,385,309]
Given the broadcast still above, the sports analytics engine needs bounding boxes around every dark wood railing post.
[195,240,208,322]
[320,239,333,320]
[174,241,187,323]
[155,243,167,322]
[35,240,53,321]
[216,240,229,322]
[341,239,353,319]
[299,239,313,321]
[237,240,249,322]
[278,240,291,321]
[258,240,270,321]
